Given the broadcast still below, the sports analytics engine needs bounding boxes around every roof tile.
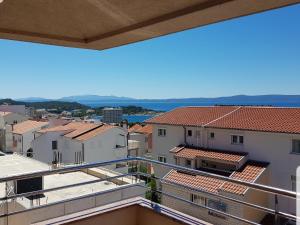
[146,106,238,126]
[146,106,300,134]
[13,120,49,135]
[173,146,247,163]
[163,161,267,196]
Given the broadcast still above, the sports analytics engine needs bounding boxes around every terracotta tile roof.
[48,118,71,127]
[63,122,100,138]
[163,161,267,196]
[207,107,300,134]
[172,146,247,163]
[39,121,99,135]
[146,106,300,134]
[75,125,115,141]
[219,161,267,195]
[137,125,153,134]
[13,120,49,135]
[38,122,117,142]
[129,124,153,134]
[146,106,238,126]
[128,124,142,133]
[164,170,224,194]
[38,122,98,136]
[38,125,75,134]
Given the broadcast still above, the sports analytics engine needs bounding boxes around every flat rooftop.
[16,171,118,209]
[0,154,50,178]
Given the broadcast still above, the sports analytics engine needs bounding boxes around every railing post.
[274,194,279,225]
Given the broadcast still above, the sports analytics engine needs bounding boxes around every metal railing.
[0,157,297,225]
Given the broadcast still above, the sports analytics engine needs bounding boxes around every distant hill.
[0,99,157,115]
[150,95,300,104]
[59,95,134,103]
[0,99,89,112]
[7,95,300,111]
[16,97,53,102]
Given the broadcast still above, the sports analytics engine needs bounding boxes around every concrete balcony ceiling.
[0,0,299,50]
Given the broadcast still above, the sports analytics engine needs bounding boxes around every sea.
[88,101,300,123]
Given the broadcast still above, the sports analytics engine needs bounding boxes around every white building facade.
[146,106,300,220]
[32,122,128,171]
[10,120,49,155]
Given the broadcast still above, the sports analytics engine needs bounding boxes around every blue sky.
[0,4,299,99]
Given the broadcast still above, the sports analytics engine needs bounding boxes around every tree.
[145,175,160,203]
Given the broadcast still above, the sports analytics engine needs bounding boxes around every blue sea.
[93,115,153,123]
[87,101,300,112]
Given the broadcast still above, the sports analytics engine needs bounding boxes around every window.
[208,199,227,212]
[187,130,192,137]
[210,132,215,139]
[52,140,57,150]
[239,136,244,144]
[186,159,192,167]
[190,194,206,206]
[158,156,166,163]
[158,128,166,137]
[231,135,244,145]
[291,175,296,191]
[292,140,300,154]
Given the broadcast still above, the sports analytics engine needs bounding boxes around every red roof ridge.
[203,106,241,126]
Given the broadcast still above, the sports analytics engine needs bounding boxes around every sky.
[0,4,299,100]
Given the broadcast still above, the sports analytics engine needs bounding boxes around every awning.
[0,0,299,50]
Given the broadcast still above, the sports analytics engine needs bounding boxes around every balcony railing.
[0,157,297,225]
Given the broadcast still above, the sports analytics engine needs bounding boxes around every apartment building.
[32,122,127,171]
[146,106,300,220]
[102,107,123,124]
[8,120,49,155]
[128,124,153,158]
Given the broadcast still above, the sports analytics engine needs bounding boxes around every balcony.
[33,197,211,225]
[0,157,296,225]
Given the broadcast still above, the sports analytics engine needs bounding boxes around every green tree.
[145,175,160,203]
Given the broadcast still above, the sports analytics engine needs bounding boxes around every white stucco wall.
[32,127,127,171]
[12,125,48,154]
[32,131,65,164]
[206,128,300,213]
[152,124,185,177]
[151,123,299,214]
